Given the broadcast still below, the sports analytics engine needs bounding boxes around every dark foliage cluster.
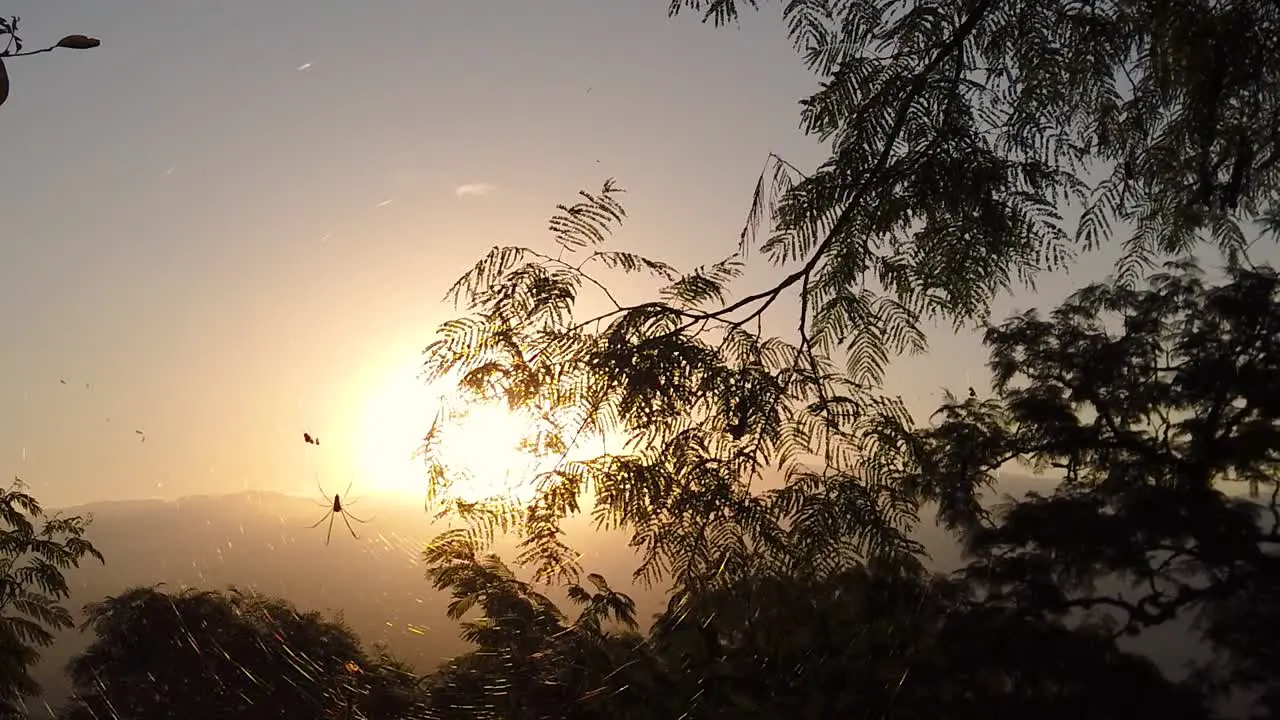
[415,542,1208,720]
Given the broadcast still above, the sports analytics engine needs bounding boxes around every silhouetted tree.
[0,16,99,109]
[416,0,1280,712]
[60,586,425,720]
[912,259,1280,716]
[0,478,103,716]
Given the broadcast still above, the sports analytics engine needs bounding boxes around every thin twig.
[0,45,58,58]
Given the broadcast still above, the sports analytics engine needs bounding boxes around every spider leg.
[315,473,331,505]
[308,510,332,529]
[344,509,374,524]
[343,475,366,507]
[326,511,336,546]
[340,510,360,540]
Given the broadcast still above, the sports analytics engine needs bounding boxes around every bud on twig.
[56,34,100,50]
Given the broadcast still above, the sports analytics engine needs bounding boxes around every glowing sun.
[358,372,544,504]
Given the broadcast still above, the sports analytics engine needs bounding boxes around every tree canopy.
[420,536,647,719]
[669,0,1280,282]
[61,585,425,720]
[420,182,926,593]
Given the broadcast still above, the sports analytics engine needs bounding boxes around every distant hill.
[16,475,1238,716]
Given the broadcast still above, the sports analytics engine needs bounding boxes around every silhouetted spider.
[308,477,372,545]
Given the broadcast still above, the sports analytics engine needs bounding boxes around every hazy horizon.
[19,479,1228,715]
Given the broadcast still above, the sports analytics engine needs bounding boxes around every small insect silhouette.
[303,432,320,446]
[135,430,146,443]
[308,477,372,545]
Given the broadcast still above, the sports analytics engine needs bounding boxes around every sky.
[1,0,1273,508]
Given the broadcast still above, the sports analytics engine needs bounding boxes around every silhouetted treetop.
[649,0,1280,431]
[62,586,424,720]
[911,259,1280,714]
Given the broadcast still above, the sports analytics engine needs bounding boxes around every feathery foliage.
[420,181,924,595]
[0,478,102,715]
[422,533,647,719]
[672,0,1280,295]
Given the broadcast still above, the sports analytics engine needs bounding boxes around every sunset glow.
[357,370,545,504]
[356,371,435,498]
[427,400,549,505]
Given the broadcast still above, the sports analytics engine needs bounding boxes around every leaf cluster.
[0,478,103,714]
[0,16,24,56]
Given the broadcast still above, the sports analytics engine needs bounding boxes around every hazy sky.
[1,1,1272,507]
